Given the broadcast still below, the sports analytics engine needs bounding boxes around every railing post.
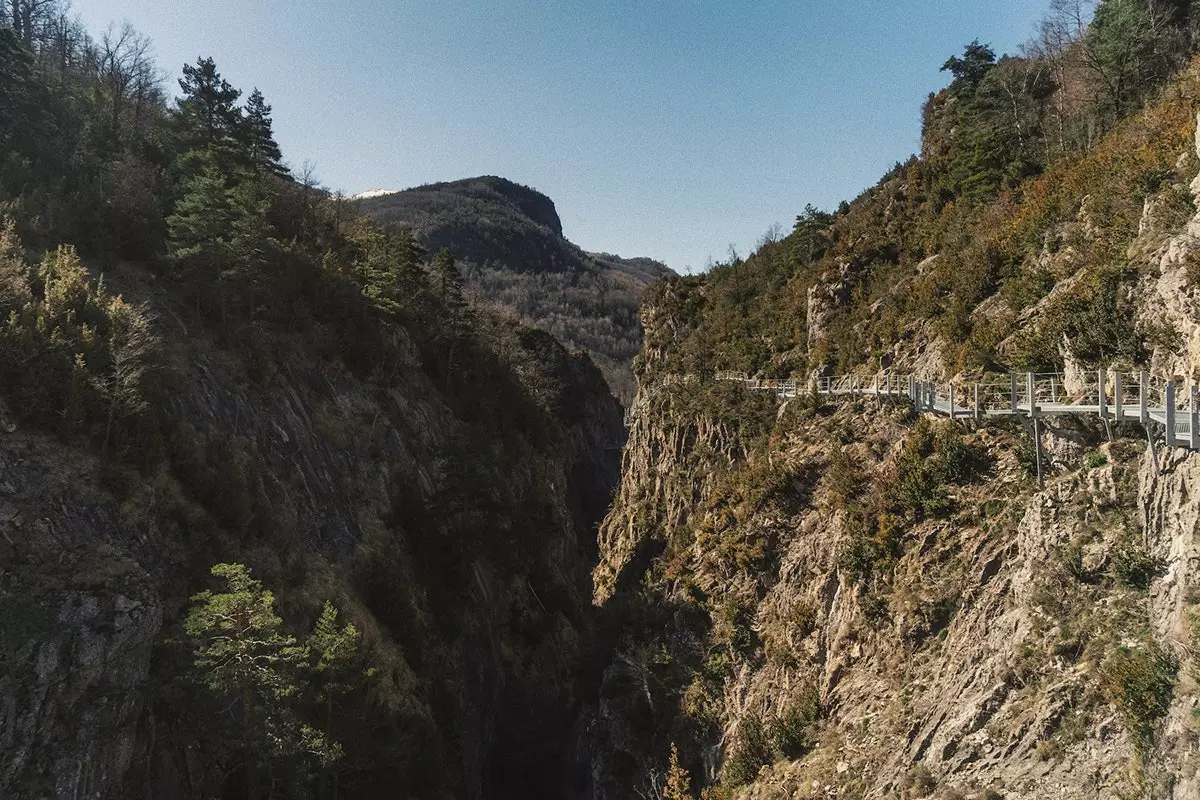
[1027,372,1037,417]
[908,375,915,405]
[1113,371,1123,422]
[949,384,955,419]
[1033,418,1045,488]
[1191,383,1199,451]
[1097,369,1106,420]
[974,383,981,421]
[1166,380,1177,447]
[1140,370,1149,426]
[1010,372,1018,414]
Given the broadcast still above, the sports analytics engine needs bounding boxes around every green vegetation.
[357,176,672,402]
[771,684,823,759]
[1101,640,1178,756]
[1111,538,1166,590]
[724,713,773,786]
[638,1,1200,385]
[184,564,366,791]
[0,5,627,797]
[0,226,159,450]
[837,419,985,588]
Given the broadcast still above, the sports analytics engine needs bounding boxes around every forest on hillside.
[0,2,627,797]
[596,1,1200,797]
[644,0,1200,385]
[358,178,672,403]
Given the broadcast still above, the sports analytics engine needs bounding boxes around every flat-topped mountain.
[357,176,672,402]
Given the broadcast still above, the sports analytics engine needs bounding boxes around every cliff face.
[0,266,624,799]
[592,340,1200,800]
[589,69,1200,800]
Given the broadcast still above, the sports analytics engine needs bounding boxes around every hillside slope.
[590,42,1200,800]
[357,176,673,403]
[0,22,626,796]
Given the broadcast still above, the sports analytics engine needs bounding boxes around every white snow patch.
[351,188,397,200]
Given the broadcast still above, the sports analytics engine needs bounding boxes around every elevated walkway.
[713,369,1199,483]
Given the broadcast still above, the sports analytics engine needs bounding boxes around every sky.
[74,0,1051,273]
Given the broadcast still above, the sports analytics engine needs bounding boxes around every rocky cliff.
[0,254,624,798]
[587,59,1200,800]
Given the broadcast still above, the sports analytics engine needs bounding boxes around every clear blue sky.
[75,0,1050,273]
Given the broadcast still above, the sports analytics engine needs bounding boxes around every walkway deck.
[715,369,1200,451]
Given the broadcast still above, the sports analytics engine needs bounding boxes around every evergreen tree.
[226,177,278,283]
[354,223,425,313]
[166,152,233,277]
[306,601,367,795]
[308,601,363,704]
[392,226,425,284]
[0,27,39,154]
[185,563,307,797]
[432,247,465,310]
[241,88,288,178]
[175,56,243,162]
[941,40,997,89]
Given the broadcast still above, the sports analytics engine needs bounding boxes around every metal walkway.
[715,369,1200,451]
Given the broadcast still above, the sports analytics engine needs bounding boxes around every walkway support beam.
[1033,418,1045,488]
[1140,370,1149,425]
[1166,380,1177,448]
[1191,383,1199,451]
[1114,371,1123,422]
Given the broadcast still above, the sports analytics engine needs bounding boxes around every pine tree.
[226,177,278,283]
[166,152,233,277]
[354,223,426,313]
[432,247,465,311]
[185,563,306,798]
[241,88,288,178]
[175,56,243,162]
[306,601,367,793]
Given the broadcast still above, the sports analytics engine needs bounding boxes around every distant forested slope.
[358,177,673,402]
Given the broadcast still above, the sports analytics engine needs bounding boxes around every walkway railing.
[718,369,1200,452]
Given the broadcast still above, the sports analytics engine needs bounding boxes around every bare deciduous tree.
[96,22,159,142]
[95,298,156,456]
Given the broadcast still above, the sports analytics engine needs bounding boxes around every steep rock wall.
[0,287,623,799]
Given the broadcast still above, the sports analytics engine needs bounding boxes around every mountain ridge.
[357,175,673,403]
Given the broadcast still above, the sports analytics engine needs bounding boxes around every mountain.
[0,17,625,798]
[357,176,673,403]
[587,26,1200,800]
[10,1,1200,799]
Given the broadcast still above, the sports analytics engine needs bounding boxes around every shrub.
[1111,540,1165,590]
[771,684,823,759]
[1084,450,1108,470]
[723,713,773,786]
[1101,641,1177,756]
[825,445,865,508]
[904,764,936,797]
